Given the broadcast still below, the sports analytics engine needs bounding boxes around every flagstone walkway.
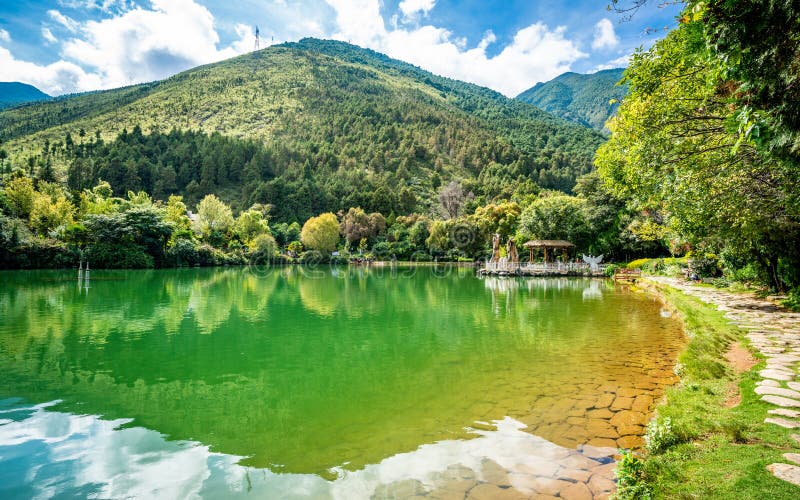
[648,277,800,488]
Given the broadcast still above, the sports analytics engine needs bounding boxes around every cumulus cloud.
[48,10,81,33]
[324,0,585,96]
[399,0,436,19]
[592,18,619,50]
[592,52,631,72]
[6,1,251,94]
[0,46,101,95]
[42,27,58,45]
[0,28,10,43]
[3,0,586,97]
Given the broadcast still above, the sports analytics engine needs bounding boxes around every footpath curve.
[648,276,800,487]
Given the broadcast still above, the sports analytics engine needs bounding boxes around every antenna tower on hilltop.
[254,26,260,51]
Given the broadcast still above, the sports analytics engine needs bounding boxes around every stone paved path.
[649,277,800,488]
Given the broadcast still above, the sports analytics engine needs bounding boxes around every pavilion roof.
[522,239,575,248]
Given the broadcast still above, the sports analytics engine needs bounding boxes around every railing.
[482,261,608,273]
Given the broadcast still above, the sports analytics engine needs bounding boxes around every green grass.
[637,283,800,498]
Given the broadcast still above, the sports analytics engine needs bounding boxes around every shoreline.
[622,277,800,498]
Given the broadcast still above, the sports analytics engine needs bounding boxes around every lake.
[0,266,683,499]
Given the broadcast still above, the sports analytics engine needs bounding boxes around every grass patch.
[631,283,800,499]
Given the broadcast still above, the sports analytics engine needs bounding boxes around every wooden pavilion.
[522,240,575,263]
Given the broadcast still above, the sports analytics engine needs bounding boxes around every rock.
[524,477,573,496]
[516,460,560,478]
[767,463,800,487]
[769,408,800,418]
[792,434,800,446]
[760,379,781,387]
[610,410,647,428]
[788,382,800,392]
[631,395,654,413]
[580,444,616,460]
[587,475,617,496]
[587,408,615,419]
[428,490,469,500]
[586,438,618,449]
[593,393,615,409]
[616,387,640,398]
[442,464,477,481]
[610,396,634,411]
[762,395,800,408]
[559,481,594,500]
[466,483,527,500]
[506,473,543,494]
[560,454,602,471]
[760,369,795,381]
[616,424,645,436]
[784,453,800,466]
[765,417,800,429]
[558,468,592,483]
[617,435,645,449]
[372,479,427,499]
[433,479,477,495]
[480,458,510,487]
[586,419,619,439]
[755,386,800,399]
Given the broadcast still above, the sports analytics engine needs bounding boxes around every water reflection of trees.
[0,268,682,476]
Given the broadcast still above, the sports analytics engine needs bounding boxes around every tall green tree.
[300,213,339,253]
[595,6,800,290]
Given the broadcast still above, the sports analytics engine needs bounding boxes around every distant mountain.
[0,82,50,110]
[516,69,627,133]
[0,38,604,220]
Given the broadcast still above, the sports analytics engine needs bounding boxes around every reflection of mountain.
[0,268,683,476]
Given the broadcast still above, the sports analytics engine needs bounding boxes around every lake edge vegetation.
[613,280,800,499]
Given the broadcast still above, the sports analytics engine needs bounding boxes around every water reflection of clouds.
[0,403,611,500]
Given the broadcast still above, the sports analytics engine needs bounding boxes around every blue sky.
[0,0,682,96]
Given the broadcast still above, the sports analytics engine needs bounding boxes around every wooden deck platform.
[477,262,607,277]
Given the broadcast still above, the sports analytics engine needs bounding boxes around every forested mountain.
[516,68,626,133]
[0,38,603,221]
[0,82,50,110]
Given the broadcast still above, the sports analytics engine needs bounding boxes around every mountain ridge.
[516,68,627,133]
[0,82,50,110]
[0,38,605,220]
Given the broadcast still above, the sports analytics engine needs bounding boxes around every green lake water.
[0,266,684,499]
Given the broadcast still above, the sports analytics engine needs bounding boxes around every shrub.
[645,417,680,454]
[167,239,199,266]
[87,242,153,269]
[627,258,651,269]
[613,450,651,499]
[197,244,224,266]
[689,254,720,277]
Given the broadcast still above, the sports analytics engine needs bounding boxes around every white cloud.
[42,27,58,45]
[0,29,10,43]
[3,0,586,97]
[1,0,252,95]
[57,0,134,14]
[324,0,585,96]
[592,52,631,72]
[48,10,81,33]
[399,0,436,18]
[592,18,619,50]
[0,46,101,95]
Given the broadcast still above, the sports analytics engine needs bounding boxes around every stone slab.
[762,395,800,408]
[765,417,800,429]
[768,463,800,487]
[755,385,800,399]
